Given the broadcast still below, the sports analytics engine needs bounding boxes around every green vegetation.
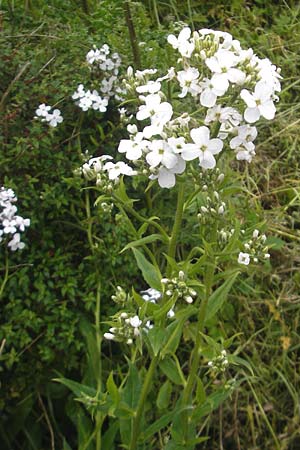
[1,1,299,449]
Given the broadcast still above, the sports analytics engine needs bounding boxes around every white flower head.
[238,252,250,265]
[190,126,223,169]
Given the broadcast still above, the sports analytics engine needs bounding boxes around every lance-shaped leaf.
[132,248,162,291]
[205,271,239,322]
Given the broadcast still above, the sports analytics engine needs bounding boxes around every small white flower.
[240,81,276,123]
[167,27,195,57]
[129,315,142,328]
[189,126,223,169]
[238,252,250,265]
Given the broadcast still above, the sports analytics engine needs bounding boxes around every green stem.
[181,257,215,444]
[0,252,9,299]
[129,354,159,450]
[166,182,185,277]
[95,282,102,450]
[85,190,102,450]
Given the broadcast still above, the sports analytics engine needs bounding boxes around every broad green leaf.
[102,421,119,449]
[120,234,166,253]
[160,356,184,386]
[205,271,239,322]
[157,380,172,409]
[147,327,166,356]
[132,248,162,291]
[122,363,141,410]
[106,372,120,415]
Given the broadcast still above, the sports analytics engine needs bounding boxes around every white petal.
[211,73,229,93]
[259,101,276,120]
[178,27,191,42]
[181,144,201,161]
[240,89,256,108]
[199,150,216,169]
[206,57,221,73]
[207,138,223,155]
[162,151,178,169]
[200,89,217,107]
[244,107,260,123]
[191,126,210,145]
[158,168,176,188]
[146,151,161,167]
[227,68,246,84]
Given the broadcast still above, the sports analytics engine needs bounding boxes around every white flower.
[91,94,108,112]
[177,67,200,98]
[240,81,276,123]
[47,109,63,127]
[238,252,250,265]
[199,77,228,107]
[7,233,25,251]
[189,126,223,169]
[103,161,137,180]
[206,49,246,85]
[146,140,178,169]
[129,315,142,328]
[118,130,149,161]
[35,104,51,117]
[230,125,257,150]
[136,80,161,94]
[150,157,186,188]
[104,332,115,340]
[167,27,195,57]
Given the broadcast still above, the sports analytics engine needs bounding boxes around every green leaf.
[196,377,206,405]
[192,386,235,420]
[120,234,166,253]
[102,421,119,449]
[142,406,187,441]
[147,327,166,356]
[160,356,185,386]
[161,308,197,357]
[157,380,172,409]
[132,248,162,291]
[205,271,239,322]
[106,372,120,415]
[122,362,141,410]
[53,377,96,398]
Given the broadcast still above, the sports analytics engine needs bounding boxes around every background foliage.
[0,0,299,449]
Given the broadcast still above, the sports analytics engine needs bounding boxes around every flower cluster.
[238,229,270,265]
[0,187,30,251]
[86,27,280,190]
[141,287,175,318]
[197,190,226,221]
[161,271,197,304]
[104,312,152,345]
[72,85,108,112]
[35,104,63,127]
[208,349,229,372]
[78,154,136,188]
[72,44,124,113]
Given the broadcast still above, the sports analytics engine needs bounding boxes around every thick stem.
[129,354,159,450]
[124,0,141,69]
[166,182,185,277]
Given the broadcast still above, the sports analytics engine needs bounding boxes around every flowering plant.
[55,26,281,449]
